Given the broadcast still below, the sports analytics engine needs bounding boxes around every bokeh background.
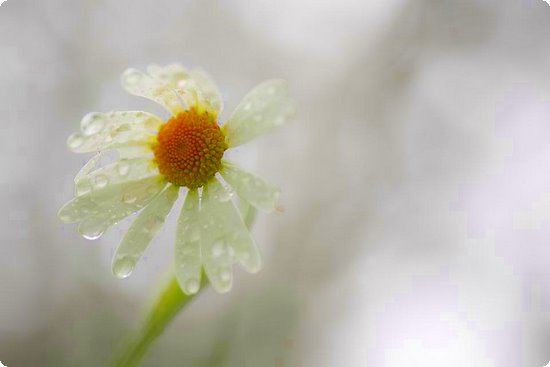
[2,0,550,365]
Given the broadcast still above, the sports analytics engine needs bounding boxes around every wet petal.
[58,175,166,224]
[200,179,261,293]
[121,68,184,115]
[147,64,222,116]
[147,63,189,86]
[112,185,179,278]
[67,111,159,153]
[75,157,157,196]
[187,69,223,115]
[174,189,203,295]
[220,160,280,212]
[222,79,294,147]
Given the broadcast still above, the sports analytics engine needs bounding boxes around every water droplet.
[76,183,92,196]
[67,134,84,149]
[212,242,224,257]
[94,175,108,189]
[122,193,137,204]
[185,279,200,294]
[220,271,231,282]
[82,229,104,240]
[113,257,134,278]
[81,113,105,136]
[117,162,130,176]
[123,69,142,86]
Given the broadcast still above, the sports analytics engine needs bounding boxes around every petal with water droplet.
[188,69,223,115]
[147,63,189,86]
[174,189,203,295]
[222,79,294,147]
[200,179,261,293]
[121,68,184,115]
[58,175,166,224]
[68,111,160,153]
[220,160,280,212]
[75,157,157,196]
[111,185,179,278]
[147,64,222,116]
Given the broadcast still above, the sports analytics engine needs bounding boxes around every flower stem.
[110,203,256,367]
[110,275,207,367]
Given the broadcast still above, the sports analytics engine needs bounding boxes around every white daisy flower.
[58,64,293,294]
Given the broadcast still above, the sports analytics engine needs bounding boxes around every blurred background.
[2,0,550,365]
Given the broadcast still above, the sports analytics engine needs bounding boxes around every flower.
[58,64,293,294]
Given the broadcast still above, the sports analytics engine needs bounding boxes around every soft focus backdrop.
[2,0,550,366]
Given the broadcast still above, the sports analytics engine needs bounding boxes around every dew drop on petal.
[67,134,84,149]
[220,271,231,282]
[121,192,137,204]
[94,175,108,189]
[81,113,105,136]
[185,279,200,294]
[113,257,134,279]
[117,162,130,176]
[82,229,104,240]
[122,69,142,86]
[212,242,224,257]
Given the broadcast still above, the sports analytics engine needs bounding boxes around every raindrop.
[76,183,92,196]
[94,175,108,189]
[113,257,134,279]
[212,242,224,257]
[82,229,104,240]
[122,193,137,204]
[81,113,105,136]
[117,162,130,176]
[123,69,142,86]
[220,271,231,282]
[186,279,200,294]
[67,134,84,149]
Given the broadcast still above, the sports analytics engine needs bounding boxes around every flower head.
[58,64,293,294]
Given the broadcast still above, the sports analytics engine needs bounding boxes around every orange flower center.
[153,109,227,188]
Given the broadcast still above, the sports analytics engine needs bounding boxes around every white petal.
[121,68,184,115]
[147,64,222,116]
[220,160,280,212]
[67,111,159,153]
[200,179,261,293]
[174,189,203,295]
[147,63,189,86]
[58,175,166,224]
[75,157,157,196]
[222,79,294,147]
[188,69,223,115]
[112,185,179,278]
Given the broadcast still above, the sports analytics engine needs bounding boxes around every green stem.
[110,203,256,367]
[110,275,207,367]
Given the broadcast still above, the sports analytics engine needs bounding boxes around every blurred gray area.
[2,0,550,366]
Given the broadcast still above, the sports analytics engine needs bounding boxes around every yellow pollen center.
[153,109,227,188]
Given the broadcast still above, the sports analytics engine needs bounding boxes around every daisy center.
[153,109,227,188]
